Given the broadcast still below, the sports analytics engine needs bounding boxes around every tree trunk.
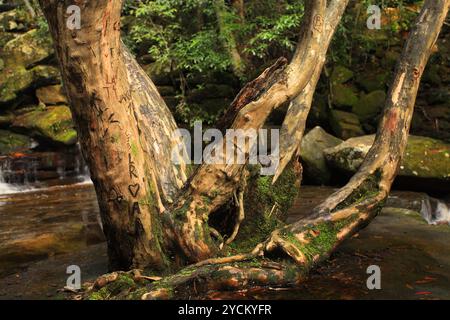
[38,0,188,272]
[213,0,246,78]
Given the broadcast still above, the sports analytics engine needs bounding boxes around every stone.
[331,83,359,109]
[299,126,343,185]
[330,65,354,84]
[0,129,35,155]
[329,110,365,139]
[36,84,67,105]
[12,105,77,145]
[356,72,388,92]
[352,90,386,121]
[324,134,450,183]
[2,29,54,68]
[0,65,60,104]
[0,8,32,32]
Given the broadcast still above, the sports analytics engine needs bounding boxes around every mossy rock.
[1,29,54,68]
[300,126,343,185]
[422,64,441,86]
[36,84,67,105]
[0,8,33,32]
[12,105,77,145]
[0,31,16,48]
[329,110,365,140]
[0,65,60,104]
[356,72,388,92]
[352,90,386,121]
[331,83,359,109]
[0,113,14,126]
[0,66,33,103]
[330,65,354,85]
[324,135,450,182]
[0,129,35,155]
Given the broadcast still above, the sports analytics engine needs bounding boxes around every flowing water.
[0,153,449,300]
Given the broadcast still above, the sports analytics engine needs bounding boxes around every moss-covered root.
[140,261,305,300]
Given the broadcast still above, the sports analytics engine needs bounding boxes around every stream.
[0,154,449,300]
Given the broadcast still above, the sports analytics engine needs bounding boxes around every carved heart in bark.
[128,184,140,198]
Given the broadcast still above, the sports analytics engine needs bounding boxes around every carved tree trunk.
[38,0,189,271]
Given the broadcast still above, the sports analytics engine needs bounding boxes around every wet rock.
[299,126,343,185]
[330,65,354,85]
[2,29,53,68]
[12,105,77,145]
[331,83,359,109]
[329,110,365,140]
[0,129,35,155]
[324,135,450,187]
[36,84,67,105]
[352,90,386,121]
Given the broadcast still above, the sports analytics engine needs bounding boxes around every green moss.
[334,170,382,212]
[280,214,358,265]
[254,163,299,214]
[0,129,33,155]
[12,106,76,145]
[130,142,139,157]
[88,287,110,300]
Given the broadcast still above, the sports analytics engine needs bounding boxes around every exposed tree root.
[226,187,246,245]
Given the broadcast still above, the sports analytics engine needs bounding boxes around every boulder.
[330,65,354,85]
[0,8,32,32]
[331,83,358,109]
[1,29,53,68]
[356,72,388,92]
[0,129,35,155]
[324,135,450,186]
[352,90,386,121]
[36,84,67,105]
[0,65,60,104]
[12,105,77,145]
[0,112,14,126]
[329,110,365,139]
[299,126,343,185]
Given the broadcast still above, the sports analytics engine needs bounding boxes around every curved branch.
[167,0,327,263]
[274,0,350,182]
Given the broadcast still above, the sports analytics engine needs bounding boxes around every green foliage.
[124,0,305,76]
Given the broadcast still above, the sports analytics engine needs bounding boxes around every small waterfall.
[0,160,31,195]
[0,144,92,195]
[421,197,450,225]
